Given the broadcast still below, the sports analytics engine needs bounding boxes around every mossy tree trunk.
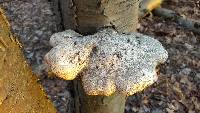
[58,0,139,113]
[0,9,57,113]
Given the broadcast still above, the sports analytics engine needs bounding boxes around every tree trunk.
[73,79,127,113]
[58,0,139,113]
[59,0,139,34]
[0,9,57,113]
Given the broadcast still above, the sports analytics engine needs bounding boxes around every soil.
[0,0,200,113]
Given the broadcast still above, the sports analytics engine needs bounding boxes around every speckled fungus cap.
[45,29,168,96]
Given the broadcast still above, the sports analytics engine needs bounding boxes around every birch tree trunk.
[58,0,139,113]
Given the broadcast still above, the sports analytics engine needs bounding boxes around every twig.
[152,7,200,33]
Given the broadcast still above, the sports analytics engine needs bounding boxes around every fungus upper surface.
[45,29,168,96]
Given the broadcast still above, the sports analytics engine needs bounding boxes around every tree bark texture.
[73,79,127,113]
[57,0,139,113]
[59,0,139,34]
[0,9,57,113]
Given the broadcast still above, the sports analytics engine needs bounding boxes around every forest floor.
[0,0,200,113]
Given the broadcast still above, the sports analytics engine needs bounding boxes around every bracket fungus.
[45,29,168,96]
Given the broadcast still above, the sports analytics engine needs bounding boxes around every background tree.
[0,9,57,113]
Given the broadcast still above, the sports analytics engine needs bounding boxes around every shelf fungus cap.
[49,29,82,47]
[45,30,94,80]
[45,29,168,96]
